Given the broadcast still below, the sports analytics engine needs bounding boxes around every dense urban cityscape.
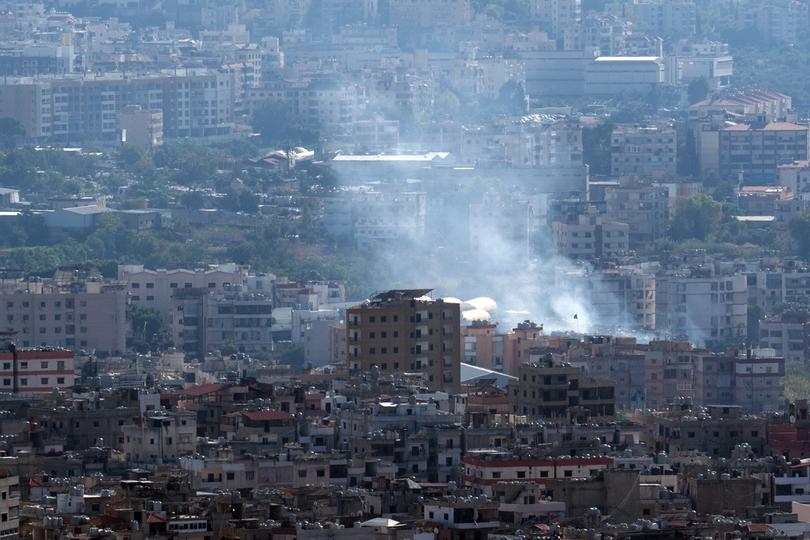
[4,0,810,539]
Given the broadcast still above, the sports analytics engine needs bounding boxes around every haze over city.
[2,0,810,538]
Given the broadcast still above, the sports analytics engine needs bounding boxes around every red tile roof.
[145,513,167,524]
[241,410,292,422]
[744,524,770,533]
[182,383,226,397]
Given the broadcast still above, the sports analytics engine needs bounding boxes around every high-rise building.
[347,290,461,392]
[718,122,809,183]
[0,460,19,540]
[610,124,677,178]
[0,283,127,355]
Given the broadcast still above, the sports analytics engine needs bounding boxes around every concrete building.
[170,287,273,357]
[0,348,75,395]
[778,161,810,195]
[655,271,748,347]
[118,263,247,325]
[346,289,461,392]
[588,268,657,330]
[118,106,164,149]
[323,190,427,250]
[43,205,111,229]
[607,0,696,37]
[385,0,471,29]
[351,116,399,152]
[552,206,629,260]
[604,180,670,249]
[610,124,677,178]
[462,450,613,497]
[529,0,582,50]
[511,354,616,422]
[718,122,809,183]
[0,283,127,355]
[0,461,19,540]
[0,188,20,207]
[668,40,733,91]
[732,351,785,414]
[121,409,197,464]
[760,310,810,364]
[584,56,664,95]
[0,69,234,143]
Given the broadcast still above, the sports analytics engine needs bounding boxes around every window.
[298,470,307,478]
[40,361,48,369]
[226,472,235,480]
[40,378,48,385]
[19,378,26,386]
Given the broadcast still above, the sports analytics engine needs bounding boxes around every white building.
[656,272,748,346]
[584,56,664,95]
[323,190,427,251]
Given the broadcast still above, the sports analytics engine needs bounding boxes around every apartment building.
[529,0,582,50]
[0,348,75,395]
[552,206,629,259]
[463,450,613,497]
[748,268,810,314]
[604,180,669,249]
[0,69,234,143]
[118,263,247,324]
[610,124,677,178]
[608,0,696,37]
[0,461,19,540]
[462,320,546,376]
[760,310,810,364]
[121,410,197,464]
[323,191,427,251]
[639,404,767,457]
[587,268,657,330]
[718,122,809,183]
[385,0,471,29]
[0,283,127,355]
[170,287,273,357]
[346,290,461,392]
[732,352,785,414]
[511,355,616,422]
[655,271,748,347]
[778,161,810,195]
[118,106,163,149]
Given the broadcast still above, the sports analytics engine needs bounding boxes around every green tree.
[497,80,529,115]
[0,117,24,149]
[687,77,710,105]
[790,212,810,259]
[130,305,169,353]
[435,90,461,119]
[252,100,320,146]
[671,194,724,241]
[582,121,614,175]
